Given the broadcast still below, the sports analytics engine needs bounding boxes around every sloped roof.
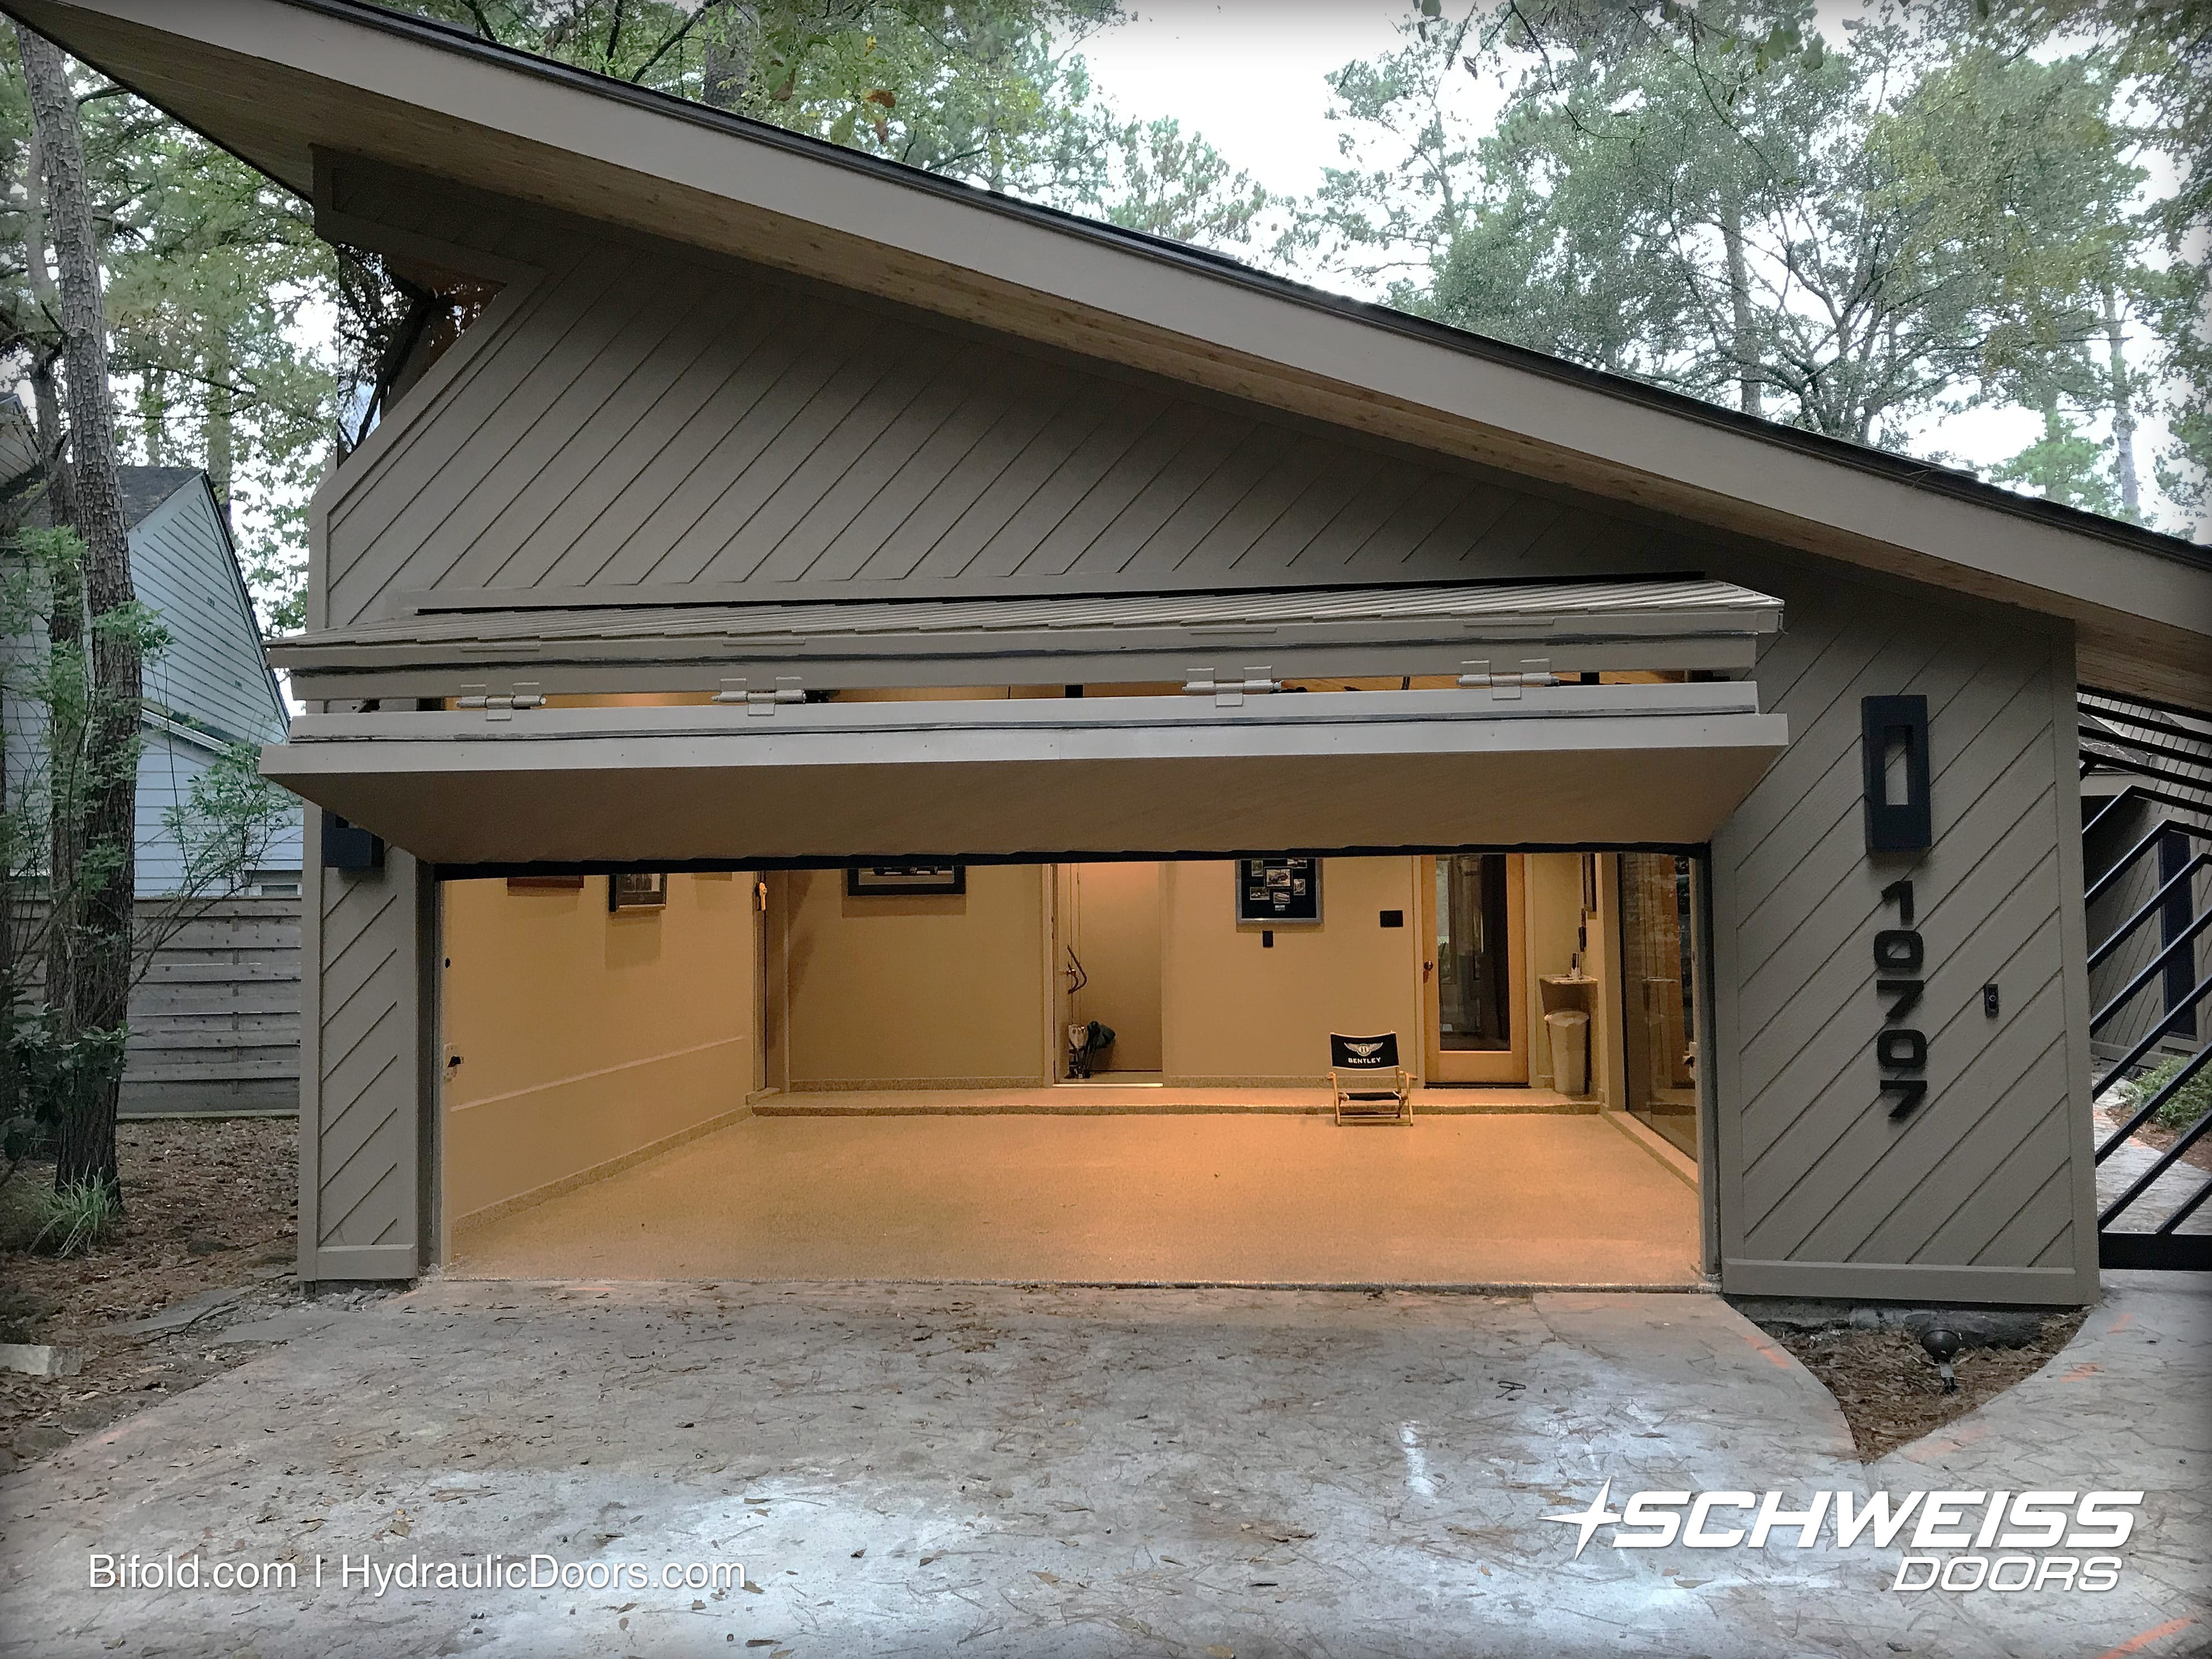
[116,465,206,530]
[8,0,2209,708]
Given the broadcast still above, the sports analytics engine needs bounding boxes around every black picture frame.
[1236,856,1322,925]
[845,863,966,897]
[608,872,669,911]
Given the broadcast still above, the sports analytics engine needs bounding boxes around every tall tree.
[1289,1,2192,515]
[15,21,138,1193]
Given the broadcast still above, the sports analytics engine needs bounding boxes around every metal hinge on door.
[715,675,806,715]
[1457,659,1558,699]
[1183,667,1281,708]
[457,681,546,720]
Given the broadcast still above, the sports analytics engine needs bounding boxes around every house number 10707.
[1875,879,1927,1119]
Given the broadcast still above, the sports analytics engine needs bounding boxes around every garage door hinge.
[1184,667,1281,707]
[457,682,545,720]
[1458,659,1557,699]
[715,675,806,715]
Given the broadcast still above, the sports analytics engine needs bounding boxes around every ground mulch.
[1769,1312,2089,1462]
[0,1116,301,1475]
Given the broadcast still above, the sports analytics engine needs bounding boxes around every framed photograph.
[845,862,966,897]
[607,872,669,911]
[1236,856,1322,926]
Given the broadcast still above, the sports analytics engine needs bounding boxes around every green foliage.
[381,1,1268,242]
[26,1172,120,1255]
[1287,1,2202,524]
[2136,1055,2212,1133]
[163,741,295,900]
[0,33,342,634]
[1994,409,2119,516]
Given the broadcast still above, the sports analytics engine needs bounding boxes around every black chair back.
[1330,1033,1398,1070]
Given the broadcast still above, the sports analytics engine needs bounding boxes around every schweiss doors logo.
[1541,1483,2142,1592]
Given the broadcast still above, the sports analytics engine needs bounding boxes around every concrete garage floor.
[0,1276,2202,1658]
[449,1113,1702,1287]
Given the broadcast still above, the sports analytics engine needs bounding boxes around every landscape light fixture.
[1919,1326,1964,1393]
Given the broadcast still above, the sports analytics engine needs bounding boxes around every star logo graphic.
[1541,1480,1624,1559]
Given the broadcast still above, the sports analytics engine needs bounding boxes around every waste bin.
[1545,1009,1589,1096]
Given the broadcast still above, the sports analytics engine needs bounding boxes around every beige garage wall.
[783,865,1050,1087]
[1161,859,1422,1083]
[442,874,755,1225]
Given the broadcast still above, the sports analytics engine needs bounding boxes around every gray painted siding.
[136,727,304,896]
[4,474,300,896]
[123,896,300,1115]
[1710,567,2095,1304]
[318,238,1659,627]
[131,478,289,745]
[299,811,429,1282]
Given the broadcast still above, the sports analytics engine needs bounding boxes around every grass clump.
[26,1178,121,1257]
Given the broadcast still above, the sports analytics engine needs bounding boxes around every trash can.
[1545,1009,1589,1096]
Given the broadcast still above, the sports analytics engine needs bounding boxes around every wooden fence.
[122,896,300,1116]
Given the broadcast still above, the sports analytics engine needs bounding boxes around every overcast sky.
[1073,2,2190,535]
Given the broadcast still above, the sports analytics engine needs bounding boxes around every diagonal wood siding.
[298,809,429,1282]
[1710,567,2096,1303]
[316,216,1656,627]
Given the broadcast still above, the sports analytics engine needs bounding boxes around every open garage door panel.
[265,682,1786,865]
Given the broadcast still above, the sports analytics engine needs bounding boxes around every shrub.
[2134,1054,2212,1133]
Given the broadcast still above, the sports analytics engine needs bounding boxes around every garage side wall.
[441,874,757,1244]
[1708,563,2097,1305]
[297,811,434,1283]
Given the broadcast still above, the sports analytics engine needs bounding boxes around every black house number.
[1875,878,1927,1119]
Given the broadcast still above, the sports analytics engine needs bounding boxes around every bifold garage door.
[261,578,1788,862]
[264,682,1785,863]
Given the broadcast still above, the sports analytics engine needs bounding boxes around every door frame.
[1421,852,1530,1084]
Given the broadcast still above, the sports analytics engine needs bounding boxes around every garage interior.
[434,851,1708,1287]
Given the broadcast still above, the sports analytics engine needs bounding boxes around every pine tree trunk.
[2101,284,2141,523]
[20,22,140,1195]
[700,1,755,109]
[1721,198,1762,419]
[205,329,233,525]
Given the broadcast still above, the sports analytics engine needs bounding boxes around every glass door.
[1423,854,1528,1083]
[1618,853,1699,1157]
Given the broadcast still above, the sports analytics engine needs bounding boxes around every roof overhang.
[15,0,2209,708]
[267,578,1782,699]
[263,682,1788,864]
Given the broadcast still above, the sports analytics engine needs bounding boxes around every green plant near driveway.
[25,1177,119,1257]
[2135,1054,2212,1131]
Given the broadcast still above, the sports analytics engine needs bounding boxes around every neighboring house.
[117,465,303,898]
[0,396,303,1114]
[0,397,302,895]
[33,1,2212,1291]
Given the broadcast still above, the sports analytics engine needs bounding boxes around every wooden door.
[1423,854,1529,1083]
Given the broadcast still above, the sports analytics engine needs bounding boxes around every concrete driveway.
[0,1275,2203,1658]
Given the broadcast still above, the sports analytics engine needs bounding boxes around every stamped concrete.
[0,1276,2204,1657]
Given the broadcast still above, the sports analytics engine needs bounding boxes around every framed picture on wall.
[608,872,669,911]
[846,862,966,896]
[1235,856,1322,925]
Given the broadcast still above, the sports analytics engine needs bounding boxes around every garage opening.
[434,852,1707,1288]
[271,578,1782,1288]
